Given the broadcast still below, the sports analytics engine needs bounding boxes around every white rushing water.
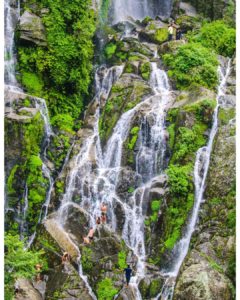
[58,62,173,299]
[112,0,172,24]
[155,58,232,300]
[4,0,20,85]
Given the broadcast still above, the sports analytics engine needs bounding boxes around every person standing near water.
[124,265,132,286]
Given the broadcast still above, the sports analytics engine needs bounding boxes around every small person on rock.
[101,212,107,224]
[62,252,70,264]
[87,227,95,242]
[124,264,132,287]
[96,216,101,225]
[35,263,42,282]
[100,202,108,224]
[83,236,90,244]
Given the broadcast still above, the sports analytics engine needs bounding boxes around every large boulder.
[14,279,42,300]
[19,11,47,46]
[62,203,90,245]
[45,264,93,300]
[116,286,136,300]
[139,276,164,299]
[174,250,233,300]
[139,20,168,45]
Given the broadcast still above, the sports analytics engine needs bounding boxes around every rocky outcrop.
[174,250,233,300]
[187,0,236,21]
[14,279,42,300]
[99,73,153,144]
[45,264,92,300]
[79,225,137,295]
[139,276,164,299]
[19,11,47,46]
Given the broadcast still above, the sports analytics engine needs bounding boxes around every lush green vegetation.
[118,250,127,269]
[157,99,216,254]
[192,20,236,57]
[18,0,97,121]
[81,247,93,273]
[96,278,118,300]
[5,234,47,300]
[145,200,162,226]
[163,20,235,90]
[163,42,218,90]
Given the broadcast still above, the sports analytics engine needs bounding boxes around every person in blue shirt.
[124,265,132,286]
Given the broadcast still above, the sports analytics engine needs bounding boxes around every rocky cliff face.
[188,0,235,22]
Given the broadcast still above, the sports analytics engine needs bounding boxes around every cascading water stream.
[112,0,172,24]
[58,61,173,299]
[155,58,232,300]
[4,0,20,86]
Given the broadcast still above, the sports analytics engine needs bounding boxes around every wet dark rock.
[45,264,92,300]
[139,276,164,299]
[62,204,90,245]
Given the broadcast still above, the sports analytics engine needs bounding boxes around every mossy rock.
[99,74,152,144]
[139,277,163,298]
[140,62,151,81]
[139,20,168,45]
[175,15,201,32]
[124,61,139,75]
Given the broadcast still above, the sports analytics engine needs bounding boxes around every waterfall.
[4,0,56,241]
[57,61,173,299]
[155,59,232,300]
[112,0,172,24]
[4,0,20,86]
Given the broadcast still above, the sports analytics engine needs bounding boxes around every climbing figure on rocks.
[83,227,95,244]
[61,252,70,265]
[83,236,90,244]
[35,263,42,282]
[124,265,132,286]
[96,216,101,225]
[100,202,108,224]
[87,227,95,242]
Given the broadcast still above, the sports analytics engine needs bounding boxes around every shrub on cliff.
[193,20,236,57]
[163,42,218,90]
[18,0,96,120]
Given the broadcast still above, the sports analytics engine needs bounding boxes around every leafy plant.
[118,251,127,269]
[193,20,236,57]
[5,234,47,299]
[97,278,118,300]
[51,114,74,133]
